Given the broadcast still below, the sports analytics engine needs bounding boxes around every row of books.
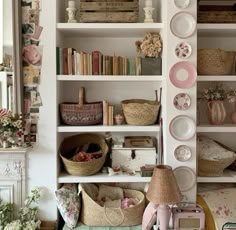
[56,47,142,76]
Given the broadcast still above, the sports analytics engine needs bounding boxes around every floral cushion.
[55,184,81,229]
[199,188,236,230]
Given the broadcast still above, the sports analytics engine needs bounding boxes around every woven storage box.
[198,11,236,23]
[197,49,236,75]
[59,133,108,176]
[121,99,160,125]
[80,185,145,226]
[79,0,139,23]
[60,87,103,126]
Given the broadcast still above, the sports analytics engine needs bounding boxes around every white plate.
[174,0,191,9]
[175,42,192,59]
[174,145,192,162]
[173,93,191,110]
[169,115,196,141]
[170,12,196,38]
[173,166,196,192]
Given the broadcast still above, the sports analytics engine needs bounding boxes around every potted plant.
[201,85,227,125]
[135,32,162,75]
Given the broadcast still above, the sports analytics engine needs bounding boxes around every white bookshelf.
[198,170,236,183]
[197,124,236,133]
[197,75,236,82]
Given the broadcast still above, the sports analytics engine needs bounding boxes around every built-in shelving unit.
[197,170,236,183]
[197,75,236,82]
[197,124,236,133]
[58,172,151,183]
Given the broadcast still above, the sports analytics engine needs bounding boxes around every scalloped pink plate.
[169,61,197,88]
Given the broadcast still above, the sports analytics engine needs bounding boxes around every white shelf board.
[57,23,164,37]
[57,75,163,82]
[198,170,236,183]
[197,75,236,81]
[58,172,151,183]
[197,23,236,37]
[0,146,32,153]
[197,124,236,132]
[57,125,160,133]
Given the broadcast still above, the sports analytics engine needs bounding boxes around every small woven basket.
[60,87,103,126]
[59,133,108,176]
[197,48,236,75]
[121,99,160,125]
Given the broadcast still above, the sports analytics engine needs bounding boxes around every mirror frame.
[12,0,23,114]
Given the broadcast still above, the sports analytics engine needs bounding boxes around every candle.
[68,0,75,8]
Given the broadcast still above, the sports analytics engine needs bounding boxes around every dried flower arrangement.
[0,109,22,147]
[135,32,162,58]
[0,187,41,230]
[201,85,227,101]
[227,88,236,103]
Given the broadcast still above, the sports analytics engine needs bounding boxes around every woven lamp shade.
[146,165,182,205]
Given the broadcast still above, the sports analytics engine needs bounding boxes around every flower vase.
[231,102,236,124]
[207,100,226,125]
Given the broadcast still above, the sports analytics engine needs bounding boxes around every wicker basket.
[197,49,236,75]
[60,87,103,126]
[121,99,160,125]
[59,133,108,176]
[198,158,235,177]
[80,184,145,226]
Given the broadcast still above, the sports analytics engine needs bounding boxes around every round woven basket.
[197,48,236,75]
[80,186,145,226]
[121,99,160,125]
[198,157,235,177]
[59,133,108,176]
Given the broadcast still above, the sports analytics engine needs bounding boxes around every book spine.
[92,51,100,75]
[63,48,68,75]
[103,100,108,125]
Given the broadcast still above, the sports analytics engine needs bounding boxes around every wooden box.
[79,0,139,23]
[111,147,157,171]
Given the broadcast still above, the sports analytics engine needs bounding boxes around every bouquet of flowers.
[135,32,162,57]
[3,187,41,230]
[201,85,227,101]
[0,109,22,146]
[227,88,236,103]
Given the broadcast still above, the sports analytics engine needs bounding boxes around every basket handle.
[104,206,125,226]
[79,87,86,105]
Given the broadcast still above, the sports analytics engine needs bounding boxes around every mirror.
[0,0,23,114]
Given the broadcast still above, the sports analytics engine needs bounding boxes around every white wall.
[26,0,57,220]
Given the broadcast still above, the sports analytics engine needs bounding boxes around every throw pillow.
[55,184,81,229]
[97,184,124,201]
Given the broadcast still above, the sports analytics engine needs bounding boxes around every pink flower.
[23,45,42,65]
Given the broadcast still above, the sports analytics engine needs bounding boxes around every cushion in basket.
[55,184,81,229]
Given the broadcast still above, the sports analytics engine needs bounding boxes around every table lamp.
[146,165,182,230]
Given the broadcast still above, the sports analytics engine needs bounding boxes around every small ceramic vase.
[207,100,226,125]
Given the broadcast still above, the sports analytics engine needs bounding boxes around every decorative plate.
[169,115,196,141]
[174,0,191,9]
[174,145,192,162]
[173,93,191,110]
[169,61,197,89]
[170,12,196,38]
[175,42,192,59]
[173,166,196,192]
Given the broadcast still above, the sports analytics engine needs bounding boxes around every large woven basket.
[121,99,160,125]
[59,133,108,176]
[60,87,103,126]
[80,185,145,226]
[197,49,236,75]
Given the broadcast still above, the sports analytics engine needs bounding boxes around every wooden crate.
[40,221,57,230]
[79,0,139,23]
[198,11,236,23]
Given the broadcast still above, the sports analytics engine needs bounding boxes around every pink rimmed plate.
[169,115,196,141]
[170,12,196,38]
[175,42,192,59]
[169,61,197,88]
[173,166,196,192]
[173,93,191,110]
[174,145,192,162]
[174,0,191,9]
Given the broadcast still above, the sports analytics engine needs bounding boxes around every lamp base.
[157,204,171,230]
